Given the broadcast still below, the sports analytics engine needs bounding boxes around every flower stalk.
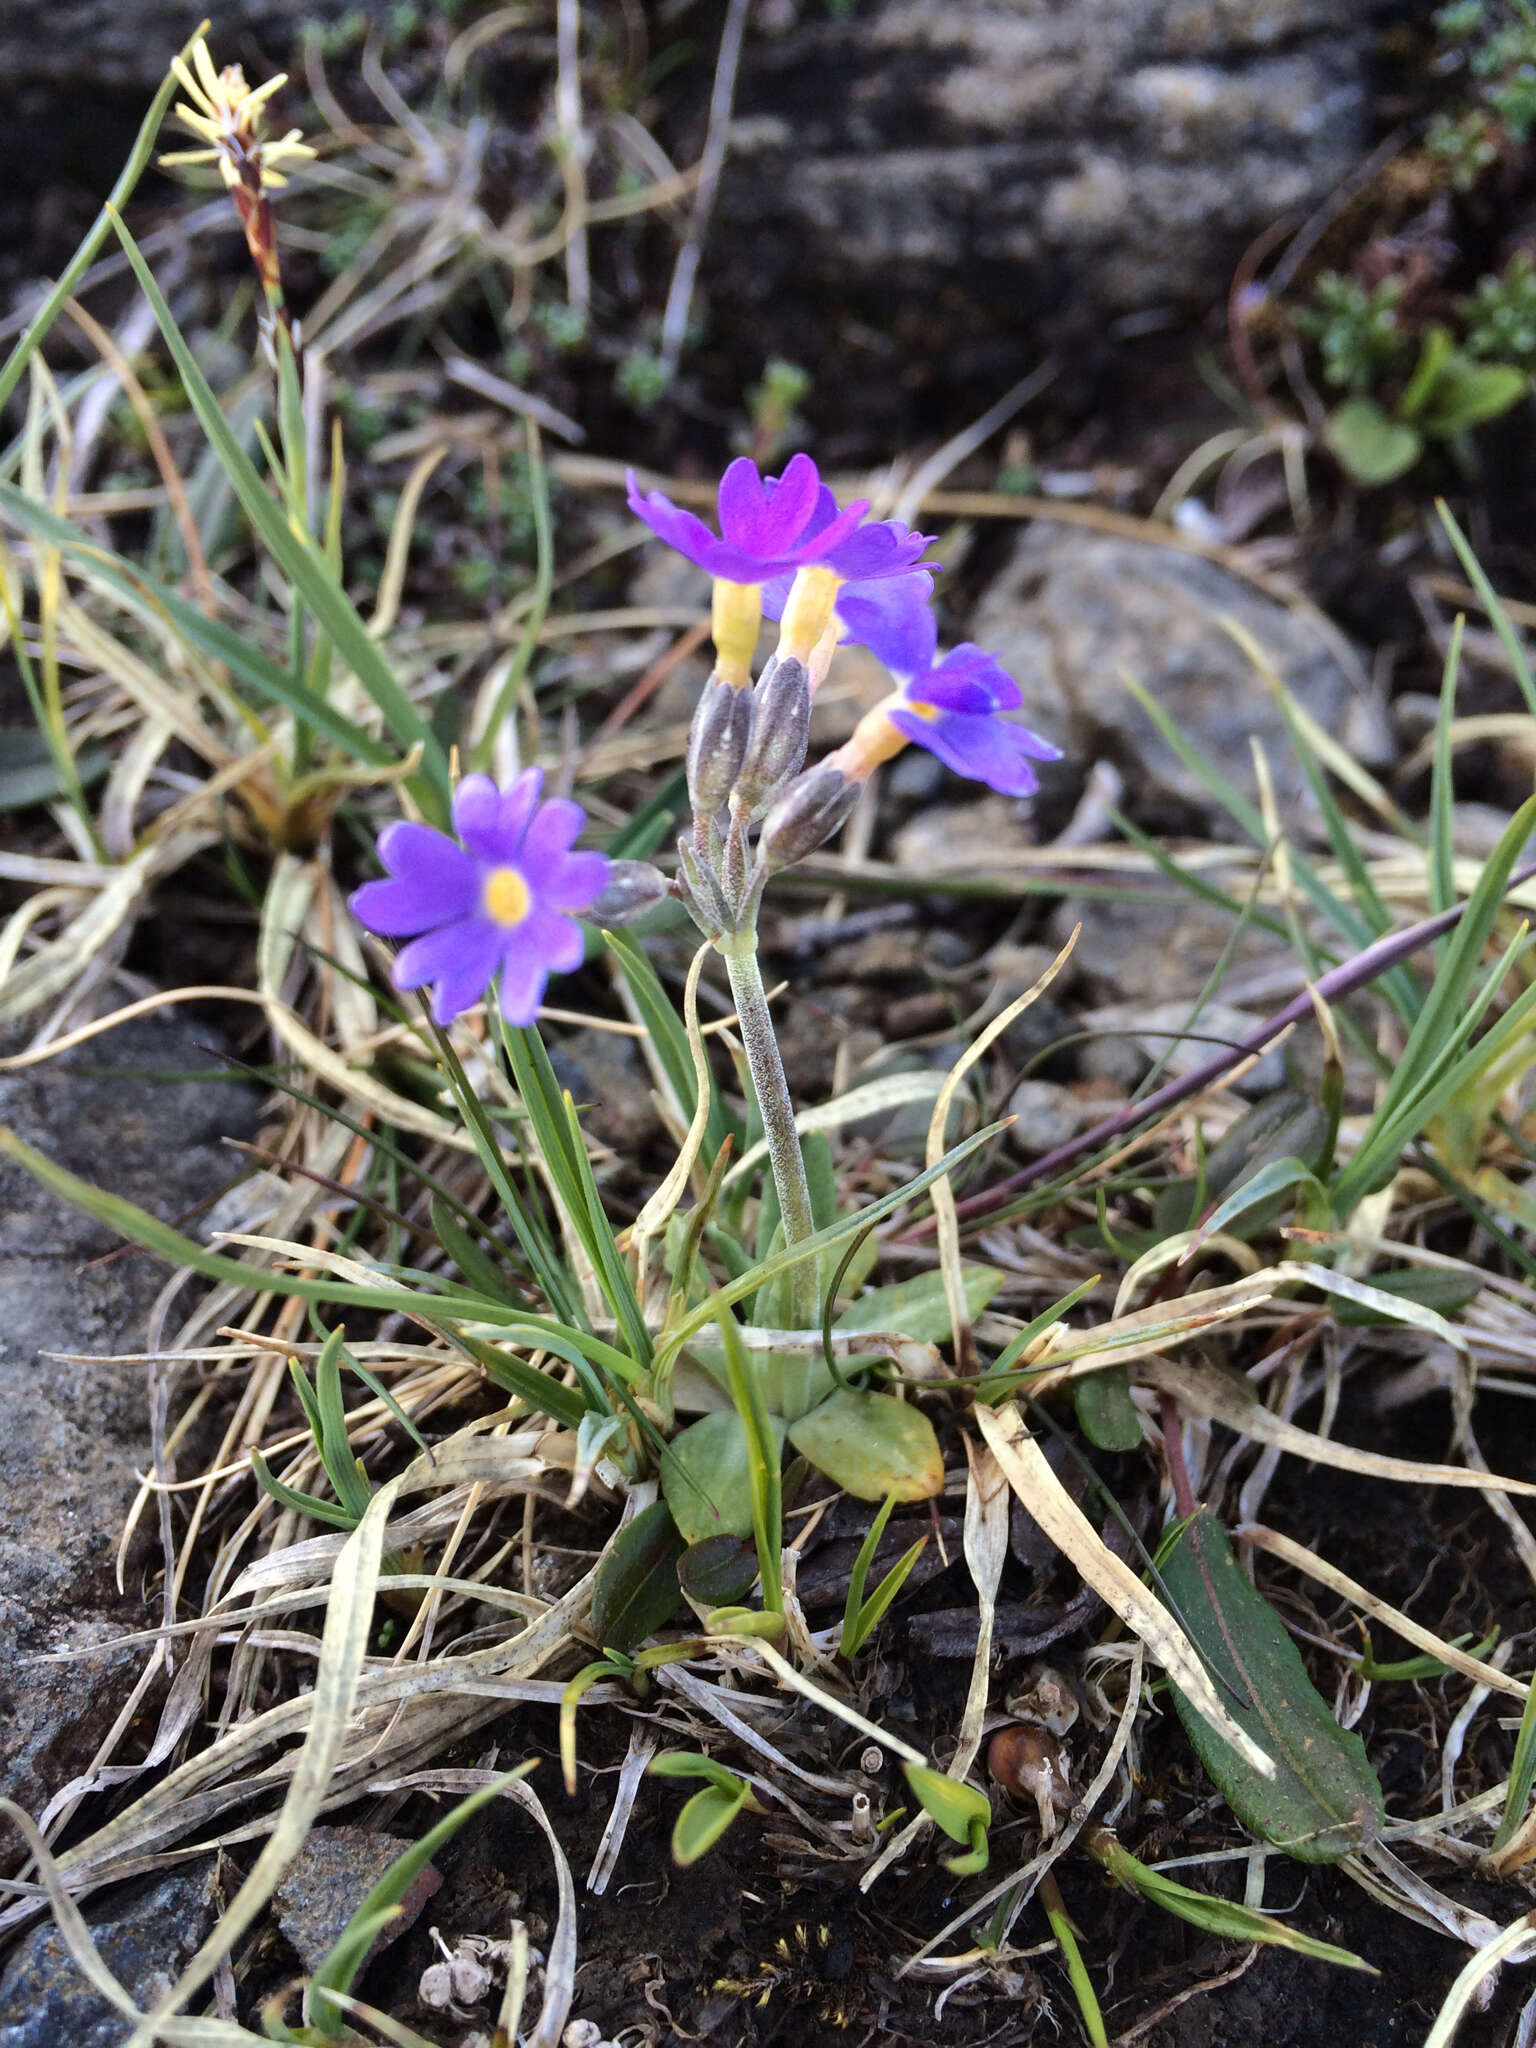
[716,926,821,1331]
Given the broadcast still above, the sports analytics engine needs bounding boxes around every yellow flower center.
[482,866,532,928]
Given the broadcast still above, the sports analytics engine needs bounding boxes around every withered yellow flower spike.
[159,32,316,190]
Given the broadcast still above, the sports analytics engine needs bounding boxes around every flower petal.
[826,518,935,581]
[394,917,505,1023]
[352,825,479,935]
[888,706,1059,797]
[451,774,506,859]
[836,574,937,673]
[756,454,820,548]
[543,847,610,913]
[497,908,584,1024]
[518,795,587,877]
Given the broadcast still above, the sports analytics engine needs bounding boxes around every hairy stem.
[718,929,819,1329]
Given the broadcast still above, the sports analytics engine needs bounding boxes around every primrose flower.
[832,609,1061,799]
[626,455,869,585]
[161,35,316,190]
[350,772,609,1026]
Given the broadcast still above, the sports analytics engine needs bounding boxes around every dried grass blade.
[1239,1524,1527,1699]
[975,1402,1274,1776]
[1145,1356,1536,1497]
[125,1467,400,2044]
[1423,1909,1536,2048]
[925,933,1076,1361]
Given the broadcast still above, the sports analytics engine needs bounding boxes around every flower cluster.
[350,454,1058,1023]
[627,452,1059,932]
[161,35,314,315]
[162,36,316,192]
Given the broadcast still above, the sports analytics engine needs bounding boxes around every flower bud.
[591,859,669,927]
[686,674,753,821]
[757,762,860,873]
[731,653,811,818]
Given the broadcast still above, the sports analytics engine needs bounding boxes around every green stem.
[718,929,818,1329]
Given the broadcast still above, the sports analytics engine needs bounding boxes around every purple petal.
[889,706,1060,797]
[909,647,1022,715]
[497,908,584,1024]
[836,574,937,672]
[394,917,504,1023]
[352,825,478,936]
[754,454,820,548]
[716,458,773,549]
[519,795,587,878]
[544,847,610,913]
[825,518,935,582]
[451,775,506,860]
[496,767,545,851]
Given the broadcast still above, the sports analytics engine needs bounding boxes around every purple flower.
[350,771,609,1026]
[762,518,937,670]
[885,611,1061,798]
[626,454,869,584]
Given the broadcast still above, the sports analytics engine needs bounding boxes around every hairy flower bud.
[590,859,669,927]
[686,674,753,821]
[757,762,860,873]
[731,653,811,818]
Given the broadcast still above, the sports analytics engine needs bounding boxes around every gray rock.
[547,1027,661,1157]
[0,1858,220,2048]
[970,523,1374,833]
[272,1825,439,1974]
[1048,887,1290,1009]
[1004,1078,1111,1158]
[715,0,1379,349]
[1078,997,1290,1097]
[0,1012,257,1821]
[890,795,1038,875]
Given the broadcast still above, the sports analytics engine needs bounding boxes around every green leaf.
[661,1410,787,1546]
[429,1196,523,1305]
[902,1763,991,1868]
[1159,1513,1386,1862]
[788,1390,943,1501]
[669,1782,751,1866]
[1073,1362,1142,1451]
[1195,1153,1330,1247]
[591,1500,686,1653]
[834,1265,1004,1344]
[715,1307,784,1614]
[1397,322,1455,419]
[841,1491,927,1659]
[0,729,110,810]
[1087,1827,1375,1971]
[1329,1266,1484,1325]
[1417,350,1529,436]
[678,1537,759,1609]
[1324,398,1422,485]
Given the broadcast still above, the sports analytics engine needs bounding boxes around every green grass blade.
[1430,615,1464,942]
[1437,500,1536,720]
[657,1119,1008,1374]
[106,210,450,814]
[605,928,738,1158]
[0,482,396,768]
[308,1767,533,2033]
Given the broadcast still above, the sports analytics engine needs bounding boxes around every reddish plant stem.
[904,859,1536,1242]
[1160,1391,1200,1522]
